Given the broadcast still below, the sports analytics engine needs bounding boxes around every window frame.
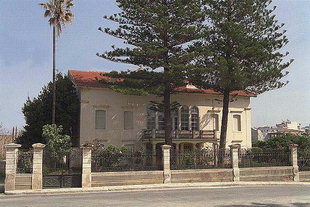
[211,113,219,131]
[233,114,242,132]
[95,109,106,129]
[191,106,199,131]
[124,111,134,130]
[181,106,190,131]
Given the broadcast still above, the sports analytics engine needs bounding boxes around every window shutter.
[124,111,133,130]
[95,110,106,129]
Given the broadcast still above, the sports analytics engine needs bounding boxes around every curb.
[4,181,310,195]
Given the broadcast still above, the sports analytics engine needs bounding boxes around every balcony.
[142,129,217,141]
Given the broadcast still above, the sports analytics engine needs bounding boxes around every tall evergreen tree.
[97,0,206,145]
[191,0,293,161]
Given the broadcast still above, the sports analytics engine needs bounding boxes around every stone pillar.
[213,143,219,167]
[290,144,299,182]
[82,147,92,188]
[162,145,171,184]
[5,143,21,192]
[230,144,240,182]
[32,143,45,190]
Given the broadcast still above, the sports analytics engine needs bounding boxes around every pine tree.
[97,0,206,145]
[190,0,293,163]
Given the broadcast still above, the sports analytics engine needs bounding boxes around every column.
[290,144,299,182]
[230,144,240,182]
[213,143,219,167]
[82,147,92,188]
[32,143,45,190]
[5,143,21,192]
[162,145,172,184]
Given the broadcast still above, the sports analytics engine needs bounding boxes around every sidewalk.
[4,181,310,196]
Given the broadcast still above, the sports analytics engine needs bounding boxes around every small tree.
[17,74,79,149]
[191,0,293,164]
[42,124,72,161]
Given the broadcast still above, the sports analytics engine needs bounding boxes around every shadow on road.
[218,202,310,207]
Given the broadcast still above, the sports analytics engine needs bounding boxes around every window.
[211,114,219,131]
[191,106,199,131]
[158,112,165,130]
[181,106,189,130]
[233,114,241,131]
[124,111,133,130]
[146,108,156,130]
[172,110,179,130]
[95,110,106,129]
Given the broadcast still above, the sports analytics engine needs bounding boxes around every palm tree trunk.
[52,25,56,124]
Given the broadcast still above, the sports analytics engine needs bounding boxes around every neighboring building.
[69,70,255,153]
[252,120,304,143]
[0,134,16,159]
[276,120,301,131]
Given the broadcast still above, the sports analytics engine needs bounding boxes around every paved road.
[0,185,310,207]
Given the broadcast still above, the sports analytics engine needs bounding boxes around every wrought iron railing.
[170,149,231,170]
[42,150,82,175]
[298,150,310,171]
[142,129,216,140]
[239,150,291,168]
[17,150,33,173]
[91,150,162,172]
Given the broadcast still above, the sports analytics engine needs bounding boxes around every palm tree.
[39,0,74,124]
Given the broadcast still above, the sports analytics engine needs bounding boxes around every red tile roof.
[69,70,256,97]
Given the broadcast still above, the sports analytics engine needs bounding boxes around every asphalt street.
[0,185,310,207]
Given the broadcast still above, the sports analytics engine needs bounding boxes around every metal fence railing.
[298,151,310,171]
[170,149,231,170]
[17,150,33,173]
[91,150,163,172]
[239,150,291,168]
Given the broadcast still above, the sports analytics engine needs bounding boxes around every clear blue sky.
[0,0,309,131]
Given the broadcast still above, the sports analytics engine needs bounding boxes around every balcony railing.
[142,129,217,140]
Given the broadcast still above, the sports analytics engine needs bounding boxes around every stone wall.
[171,169,233,183]
[15,174,32,190]
[91,171,164,187]
[300,171,310,182]
[240,167,294,182]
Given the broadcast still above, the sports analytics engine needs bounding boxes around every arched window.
[146,107,156,130]
[158,112,165,130]
[181,106,189,130]
[172,110,179,130]
[191,106,199,131]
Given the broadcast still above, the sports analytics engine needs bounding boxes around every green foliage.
[42,124,72,160]
[253,134,310,151]
[92,144,132,172]
[189,0,293,153]
[17,74,79,148]
[98,0,207,144]
[192,0,292,94]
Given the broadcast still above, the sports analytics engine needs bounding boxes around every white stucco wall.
[79,87,252,148]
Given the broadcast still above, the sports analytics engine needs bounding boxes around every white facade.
[78,87,253,148]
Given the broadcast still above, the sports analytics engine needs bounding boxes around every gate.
[43,148,82,188]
